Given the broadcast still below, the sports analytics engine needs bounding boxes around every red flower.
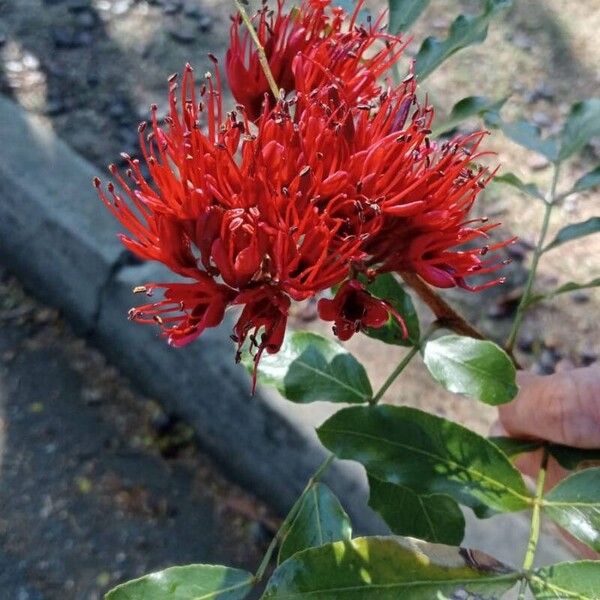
[226,0,406,120]
[95,64,363,386]
[127,278,235,348]
[96,4,511,387]
[226,0,327,120]
[318,279,406,341]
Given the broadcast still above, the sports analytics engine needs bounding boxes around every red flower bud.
[318,280,406,342]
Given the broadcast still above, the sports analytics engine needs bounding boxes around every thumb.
[498,366,600,449]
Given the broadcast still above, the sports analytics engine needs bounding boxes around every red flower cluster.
[96,0,509,386]
[226,0,406,120]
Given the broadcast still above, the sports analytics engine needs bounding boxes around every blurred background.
[0,0,598,598]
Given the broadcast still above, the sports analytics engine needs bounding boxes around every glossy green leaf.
[525,277,600,307]
[432,95,507,136]
[262,536,517,600]
[365,274,420,346]
[423,335,518,406]
[278,483,352,564]
[544,217,600,252]
[558,99,600,162]
[548,445,600,471]
[489,436,543,458]
[484,112,559,160]
[490,437,600,471]
[368,476,465,544]
[245,331,372,404]
[545,468,600,552]
[493,172,545,201]
[530,561,600,599]
[388,0,429,35]
[414,0,512,81]
[573,165,600,193]
[105,565,253,600]
[317,405,531,516]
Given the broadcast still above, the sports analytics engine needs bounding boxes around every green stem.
[400,271,486,341]
[370,323,437,405]
[233,0,280,99]
[506,164,560,354]
[517,446,549,600]
[254,454,335,582]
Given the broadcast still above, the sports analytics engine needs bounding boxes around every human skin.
[495,365,600,557]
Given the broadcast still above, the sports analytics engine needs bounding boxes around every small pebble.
[512,32,533,50]
[528,155,550,171]
[168,23,196,44]
[486,302,510,319]
[197,15,213,32]
[150,411,174,434]
[526,83,555,103]
[532,110,552,128]
[112,0,133,15]
[66,0,89,12]
[572,291,590,304]
[537,347,560,374]
[580,349,598,366]
[505,240,530,262]
[163,1,182,15]
[248,521,271,546]
[76,11,97,29]
[517,331,535,353]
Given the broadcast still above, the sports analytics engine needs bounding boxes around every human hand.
[494,365,600,557]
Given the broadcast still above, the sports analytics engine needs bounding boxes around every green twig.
[233,0,280,99]
[517,446,550,600]
[370,323,438,404]
[506,164,560,353]
[254,454,335,582]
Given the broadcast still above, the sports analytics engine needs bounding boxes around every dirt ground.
[0,269,275,599]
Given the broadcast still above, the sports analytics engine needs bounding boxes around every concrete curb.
[0,94,381,531]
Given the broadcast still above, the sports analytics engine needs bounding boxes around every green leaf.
[245,331,372,404]
[262,536,518,600]
[432,95,507,136]
[365,274,420,346]
[530,561,600,599]
[484,112,559,160]
[492,172,545,201]
[388,0,429,35]
[548,445,600,471]
[544,217,600,252]
[317,405,531,516]
[423,335,518,406]
[573,165,600,193]
[105,565,253,600]
[552,278,600,295]
[489,436,543,458]
[525,277,600,307]
[368,476,465,545]
[490,437,600,471]
[414,0,512,81]
[545,468,600,552]
[278,483,352,564]
[559,99,600,162]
